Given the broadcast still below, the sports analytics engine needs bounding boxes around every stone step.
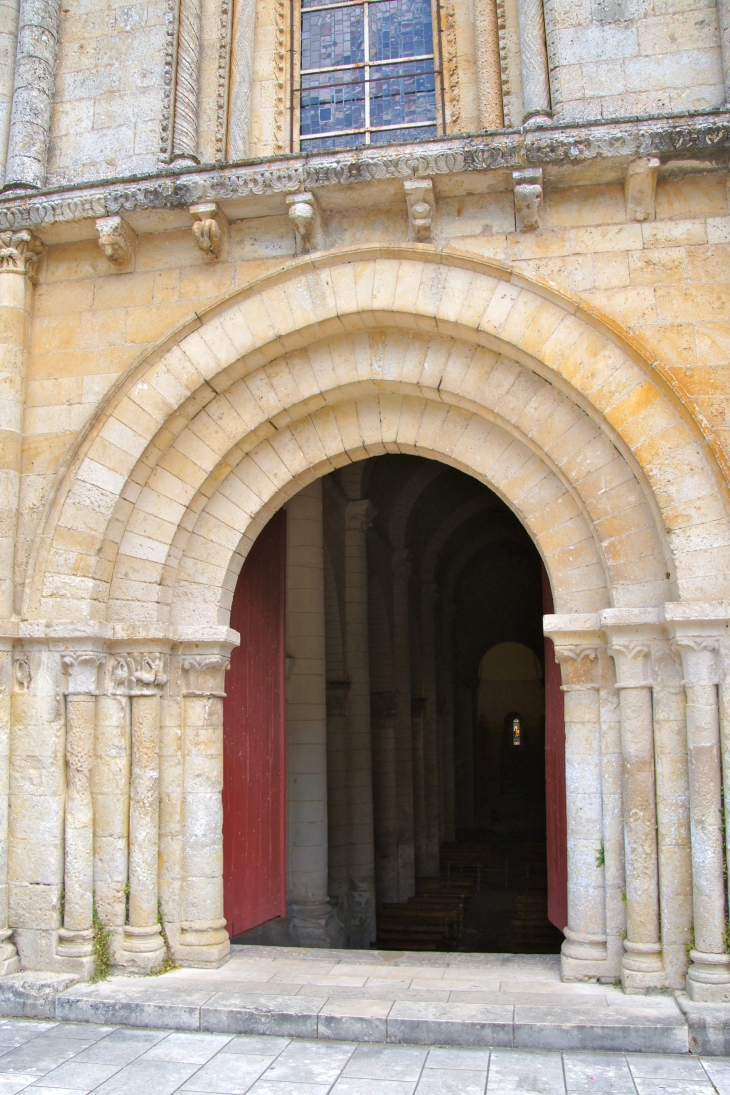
[0,970,699,1054]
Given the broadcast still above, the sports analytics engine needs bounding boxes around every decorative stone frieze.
[625,157,660,223]
[513,167,542,231]
[403,178,434,241]
[286,192,323,254]
[189,202,228,261]
[0,113,726,232]
[95,216,136,269]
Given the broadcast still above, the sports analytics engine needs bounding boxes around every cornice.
[0,110,728,232]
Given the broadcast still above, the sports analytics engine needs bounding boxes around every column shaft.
[4,0,60,188]
[172,0,202,163]
[718,0,730,107]
[0,0,18,181]
[556,645,608,981]
[473,0,503,128]
[228,0,256,158]
[420,581,440,876]
[0,646,16,972]
[286,482,339,946]
[93,691,130,968]
[516,0,551,124]
[344,499,376,947]
[598,655,625,977]
[391,549,415,902]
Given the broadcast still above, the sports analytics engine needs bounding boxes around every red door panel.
[223,509,287,938]
[542,564,568,933]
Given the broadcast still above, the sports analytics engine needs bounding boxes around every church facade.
[0,0,726,1002]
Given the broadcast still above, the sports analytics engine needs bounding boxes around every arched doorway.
[222,455,567,954]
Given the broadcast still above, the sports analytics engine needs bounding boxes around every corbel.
[286,191,324,254]
[95,215,136,269]
[625,157,660,222]
[403,178,434,241]
[512,168,542,232]
[189,202,229,261]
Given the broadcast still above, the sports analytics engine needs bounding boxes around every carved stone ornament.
[181,653,230,697]
[0,113,727,233]
[625,157,660,222]
[62,652,106,696]
[403,178,434,241]
[513,167,543,232]
[345,499,376,533]
[110,652,169,696]
[553,643,600,691]
[286,192,323,254]
[190,202,228,261]
[608,639,652,690]
[0,230,43,280]
[13,655,30,692]
[95,215,136,268]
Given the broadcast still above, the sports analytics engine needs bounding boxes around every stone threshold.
[0,947,724,1054]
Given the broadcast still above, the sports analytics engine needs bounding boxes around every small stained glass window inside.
[299,0,438,151]
[512,717,521,747]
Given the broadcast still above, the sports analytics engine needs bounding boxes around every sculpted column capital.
[345,499,376,533]
[181,653,231,697]
[61,652,106,697]
[0,230,44,281]
[544,617,604,691]
[110,651,170,696]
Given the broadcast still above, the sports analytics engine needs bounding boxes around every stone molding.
[0,112,727,232]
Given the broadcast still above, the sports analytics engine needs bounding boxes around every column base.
[621,940,664,993]
[121,924,166,973]
[290,902,345,949]
[0,929,20,975]
[57,927,93,959]
[177,919,230,968]
[560,928,608,982]
[686,950,730,1002]
[523,111,553,127]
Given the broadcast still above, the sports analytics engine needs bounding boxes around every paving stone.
[262,1040,356,1083]
[342,1044,428,1080]
[626,1052,708,1077]
[700,1059,730,1095]
[485,1048,567,1094]
[414,1066,486,1093]
[513,1004,688,1053]
[330,1081,417,1095]
[26,1059,122,1088]
[246,1082,332,1094]
[220,1036,291,1056]
[68,1028,168,1066]
[56,983,215,1032]
[318,997,392,1042]
[425,1047,491,1070]
[0,977,78,1022]
[90,1058,202,1094]
[387,1000,513,1047]
[179,1051,274,1092]
[201,994,327,1038]
[631,1081,716,1095]
[563,1051,637,1094]
[0,1077,53,1094]
[142,1031,235,1063]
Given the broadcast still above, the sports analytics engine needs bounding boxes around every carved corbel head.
[403,178,434,241]
[95,215,136,269]
[286,192,323,254]
[512,168,543,233]
[189,202,229,262]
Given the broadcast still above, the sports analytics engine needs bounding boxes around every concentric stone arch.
[24,245,730,628]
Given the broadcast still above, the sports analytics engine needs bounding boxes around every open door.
[542,564,568,933]
[223,510,287,937]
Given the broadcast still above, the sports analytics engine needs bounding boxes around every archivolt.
[25,246,730,628]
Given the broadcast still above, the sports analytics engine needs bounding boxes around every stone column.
[607,631,664,993]
[286,481,340,947]
[344,499,376,947]
[93,673,130,969]
[438,596,456,843]
[178,652,231,966]
[228,0,256,158]
[4,0,60,189]
[473,0,503,128]
[391,548,415,902]
[516,0,552,125]
[718,0,730,107]
[57,652,104,974]
[0,0,18,181]
[0,642,16,973]
[668,608,730,1001]
[160,0,201,165]
[420,581,441,877]
[597,654,625,978]
[120,652,168,972]
[551,637,608,981]
[371,691,399,905]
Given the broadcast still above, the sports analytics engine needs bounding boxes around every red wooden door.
[542,564,568,932]
[223,510,287,938]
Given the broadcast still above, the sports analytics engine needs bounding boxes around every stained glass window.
[298,0,438,151]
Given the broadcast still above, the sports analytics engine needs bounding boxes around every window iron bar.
[300,118,437,139]
[301,53,435,75]
[295,68,439,92]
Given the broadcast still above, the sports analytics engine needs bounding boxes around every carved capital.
[286,191,323,254]
[607,639,652,690]
[62,652,106,696]
[13,655,30,692]
[553,643,600,692]
[0,230,44,281]
[95,215,136,268]
[110,651,169,696]
[403,178,434,241]
[513,168,542,232]
[181,653,230,697]
[345,499,376,533]
[625,157,659,222]
[190,202,228,261]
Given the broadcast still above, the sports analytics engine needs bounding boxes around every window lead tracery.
[296,0,441,151]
